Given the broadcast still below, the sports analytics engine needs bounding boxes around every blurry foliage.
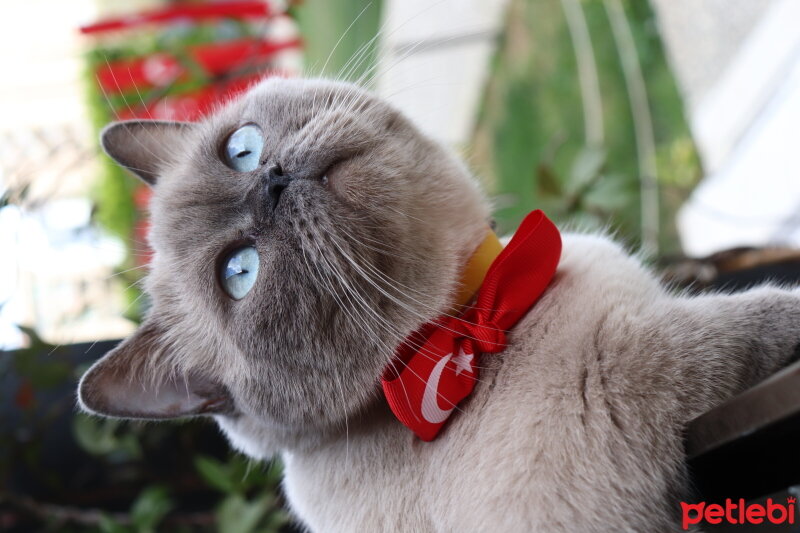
[195,455,288,533]
[0,336,290,533]
[471,0,702,256]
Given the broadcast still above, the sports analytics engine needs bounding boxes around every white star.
[452,347,474,376]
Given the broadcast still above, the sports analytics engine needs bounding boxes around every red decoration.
[382,211,562,441]
[97,38,300,95]
[80,1,273,35]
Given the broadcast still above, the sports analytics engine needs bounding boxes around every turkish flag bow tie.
[381,210,562,441]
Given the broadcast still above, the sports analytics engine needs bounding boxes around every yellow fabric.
[452,229,503,312]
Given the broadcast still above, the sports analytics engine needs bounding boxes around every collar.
[382,210,561,440]
[450,228,504,312]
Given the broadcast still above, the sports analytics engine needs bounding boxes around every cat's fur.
[78,78,800,532]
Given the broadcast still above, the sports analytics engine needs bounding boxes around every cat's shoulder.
[554,231,661,293]
[560,230,638,266]
[502,229,665,365]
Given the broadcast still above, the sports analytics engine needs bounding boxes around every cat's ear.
[100,120,195,186]
[77,320,232,419]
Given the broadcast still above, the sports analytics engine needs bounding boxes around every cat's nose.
[264,164,292,211]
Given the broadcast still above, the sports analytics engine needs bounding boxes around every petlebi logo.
[681,497,797,530]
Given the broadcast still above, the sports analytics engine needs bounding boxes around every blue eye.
[224,124,264,172]
[220,246,259,299]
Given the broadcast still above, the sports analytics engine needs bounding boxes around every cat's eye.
[223,124,264,172]
[220,246,259,299]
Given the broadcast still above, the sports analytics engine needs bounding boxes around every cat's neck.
[289,334,511,457]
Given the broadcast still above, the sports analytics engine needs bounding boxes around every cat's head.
[77,78,490,455]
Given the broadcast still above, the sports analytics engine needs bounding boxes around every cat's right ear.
[100,120,195,187]
[77,320,232,420]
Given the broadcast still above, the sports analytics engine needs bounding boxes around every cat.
[78,78,800,532]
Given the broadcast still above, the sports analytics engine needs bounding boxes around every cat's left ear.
[77,320,232,420]
[100,120,195,186]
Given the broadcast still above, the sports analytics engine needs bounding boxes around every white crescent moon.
[421,354,455,424]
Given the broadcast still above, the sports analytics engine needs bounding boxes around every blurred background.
[1,0,800,531]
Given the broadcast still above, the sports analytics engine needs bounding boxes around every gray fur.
[78,78,800,532]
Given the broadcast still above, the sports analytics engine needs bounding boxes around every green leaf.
[98,513,131,533]
[72,414,141,459]
[262,459,284,486]
[565,147,606,197]
[130,485,172,533]
[259,507,291,532]
[195,455,237,493]
[73,414,117,455]
[583,173,636,212]
[216,493,271,533]
[230,455,283,491]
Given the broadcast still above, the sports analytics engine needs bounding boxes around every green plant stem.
[0,491,216,528]
[604,0,659,256]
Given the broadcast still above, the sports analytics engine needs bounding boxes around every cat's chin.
[213,415,275,459]
[213,413,341,459]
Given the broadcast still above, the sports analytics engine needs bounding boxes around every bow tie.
[381,210,562,441]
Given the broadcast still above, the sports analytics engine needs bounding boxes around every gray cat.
[78,78,800,532]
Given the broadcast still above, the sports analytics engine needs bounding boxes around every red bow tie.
[381,210,562,441]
